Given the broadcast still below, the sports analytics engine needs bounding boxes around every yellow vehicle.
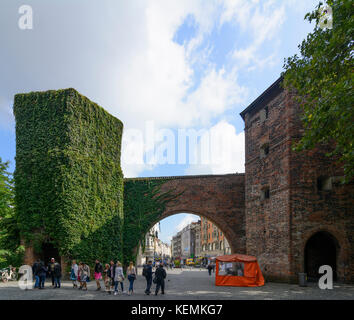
[186,258,194,265]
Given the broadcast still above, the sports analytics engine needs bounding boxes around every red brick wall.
[129,174,246,255]
[244,89,293,281]
[243,84,354,283]
[286,92,354,283]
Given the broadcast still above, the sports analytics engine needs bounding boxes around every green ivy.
[122,179,181,265]
[14,89,124,264]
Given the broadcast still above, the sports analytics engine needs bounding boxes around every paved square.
[1,268,353,300]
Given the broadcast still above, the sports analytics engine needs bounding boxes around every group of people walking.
[32,258,167,296]
[70,259,166,296]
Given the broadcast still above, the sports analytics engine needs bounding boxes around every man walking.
[143,260,153,295]
[154,264,166,296]
[207,263,213,276]
[48,258,56,287]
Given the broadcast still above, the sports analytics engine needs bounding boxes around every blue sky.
[0,0,319,244]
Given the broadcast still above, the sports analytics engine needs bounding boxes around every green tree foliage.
[283,0,354,181]
[0,158,23,268]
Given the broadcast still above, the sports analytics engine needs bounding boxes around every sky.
[0,0,319,244]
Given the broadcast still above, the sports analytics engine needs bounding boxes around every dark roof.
[240,76,283,120]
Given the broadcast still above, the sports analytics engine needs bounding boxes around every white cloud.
[1,0,316,178]
[185,120,245,175]
[176,215,200,232]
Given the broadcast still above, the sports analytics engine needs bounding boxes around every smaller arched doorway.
[304,231,338,281]
[41,242,61,266]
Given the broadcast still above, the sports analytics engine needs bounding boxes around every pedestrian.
[53,260,62,288]
[48,258,56,287]
[38,261,47,289]
[32,259,40,289]
[109,260,116,293]
[154,264,166,295]
[94,259,103,291]
[143,260,153,295]
[103,264,111,294]
[207,263,212,276]
[114,261,125,295]
[79,262,90,291]
[127,261,137,296]
[70,260,79,288]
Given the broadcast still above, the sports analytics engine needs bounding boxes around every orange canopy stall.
[215,254,265,287]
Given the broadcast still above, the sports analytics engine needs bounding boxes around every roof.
[240,76,283,120]
[215,254,258,262]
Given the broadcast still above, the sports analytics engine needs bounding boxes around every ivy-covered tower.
[14,88,124,267]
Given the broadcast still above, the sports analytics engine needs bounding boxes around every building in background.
[180,221,201,262]
[136,223,171,265]
[200,217,231,263]
[171,231,182,260]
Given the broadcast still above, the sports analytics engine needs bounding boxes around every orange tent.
[215,254,265,287]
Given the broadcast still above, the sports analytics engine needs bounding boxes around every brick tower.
[240,77,354,283]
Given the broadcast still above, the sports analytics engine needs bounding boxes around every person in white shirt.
[114,261,125,295]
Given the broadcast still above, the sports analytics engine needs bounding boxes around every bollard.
[298,273,307,287]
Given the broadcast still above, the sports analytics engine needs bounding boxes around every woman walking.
[103,264,111,294]
[114,261,125,295]
[70,260,79,288]
[94,259,103,291]
[127,261,137,296]
[79,262,90,291]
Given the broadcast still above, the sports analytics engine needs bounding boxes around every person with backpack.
[94,259,103,291]
[37,261,47,289]
[32,259,40,289]
[143,260,153,295]
[126,261,137,296]
[207,263,213,276]
[53,261,62,288]
[154,264,167,295]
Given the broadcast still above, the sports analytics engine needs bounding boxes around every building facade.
[136,223,171,265]
[200,217,231,259]
[240,77,354,282]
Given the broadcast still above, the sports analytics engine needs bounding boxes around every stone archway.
[126,173,246,254]
[304,231,339,281]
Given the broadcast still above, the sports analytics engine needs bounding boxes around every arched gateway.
[125,174,246,255]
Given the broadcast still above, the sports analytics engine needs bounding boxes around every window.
[317,176,332,191]
[261,187,270,200]
[260,143,270,158]
[260,106,269,122]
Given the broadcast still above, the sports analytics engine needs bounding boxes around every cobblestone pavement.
[0,268,353,300]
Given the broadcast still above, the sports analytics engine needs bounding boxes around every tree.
[283,0,354,182]
[0,158,22,267]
